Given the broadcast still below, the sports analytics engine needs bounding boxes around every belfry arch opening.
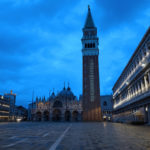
[53,101,62,108]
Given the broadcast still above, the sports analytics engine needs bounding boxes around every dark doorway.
[36,112,42,121]
[65,111,71,121]
[52,109,61,121]
[72,111,78,121]
[43,111,49,121]
[81,111,83,121]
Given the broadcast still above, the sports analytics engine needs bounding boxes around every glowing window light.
[103,116,107,119]
[141,63,146,67]
[16,118,22,122]
[145,106,148,112]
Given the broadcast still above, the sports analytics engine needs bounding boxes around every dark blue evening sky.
[0,0,150,107]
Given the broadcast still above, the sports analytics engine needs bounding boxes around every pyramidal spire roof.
[84,5,95,28]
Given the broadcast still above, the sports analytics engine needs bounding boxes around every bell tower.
[81,5,102,121]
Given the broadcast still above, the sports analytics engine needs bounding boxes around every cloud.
[0,0,149,107]
[95,0,150,31]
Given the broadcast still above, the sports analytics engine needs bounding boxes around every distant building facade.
[81,6,102,121]
[100,95,113,121]
[0,95,10,121]
[0,90,27,122]
[28,102,36,121]
[28,85,83,121]
[4,90,16,121]
[15,106,28,121]
[112,27,150,124]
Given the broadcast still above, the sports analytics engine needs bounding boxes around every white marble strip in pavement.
[42,133,49,137]
[3,138,28,148]
[49,124,72,150]
[9,136,17,139]
[37,131,46,136]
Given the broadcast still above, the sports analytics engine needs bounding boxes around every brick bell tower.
[81,5,102,121]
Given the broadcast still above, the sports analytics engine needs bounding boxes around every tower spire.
[84,5,95,28]
[67,82,70,91]
[63,82,66,90]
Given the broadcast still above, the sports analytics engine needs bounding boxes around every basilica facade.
[28,85,83,121]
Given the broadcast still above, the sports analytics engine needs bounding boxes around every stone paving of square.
[0,122,150,150]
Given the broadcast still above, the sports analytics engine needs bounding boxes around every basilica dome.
[57,86,76,100]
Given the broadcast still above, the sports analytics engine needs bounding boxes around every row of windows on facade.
[37,101,81,109]
[115,71,150,104]
[0,104,10,107]
[84,31,97,35]
[84,43,95,48]
[102,111,112,114]
[114,40,150,92]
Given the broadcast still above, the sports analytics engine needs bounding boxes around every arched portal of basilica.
[52,109,61,121]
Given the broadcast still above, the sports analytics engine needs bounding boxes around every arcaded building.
[112,27,150,124]
[28,85,83,121]
[100,95,113,121]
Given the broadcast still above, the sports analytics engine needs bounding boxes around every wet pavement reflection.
[0,122,150,150]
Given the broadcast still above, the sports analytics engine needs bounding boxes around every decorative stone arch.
[65,110,71,121]
[36,111,42,121]
[53,101,63,108]
[52,109,62,121]
[90,43,92,48]
[72,110,79,121]
[92,43,95,48]
[85,43,87,48]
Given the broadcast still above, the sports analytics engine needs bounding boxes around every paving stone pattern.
[0,122,150,150]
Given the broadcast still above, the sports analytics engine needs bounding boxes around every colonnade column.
[144,75,148,91]
[128,89,130,100]
[137,82,140,94]
[141,79,144,93]
[148,104,150,124]
[135,85,138,96]
[148,72,150,88]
